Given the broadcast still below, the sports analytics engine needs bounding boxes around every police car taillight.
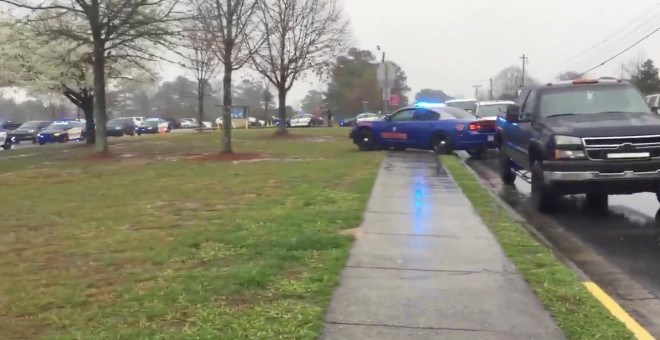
[468,122,479,131]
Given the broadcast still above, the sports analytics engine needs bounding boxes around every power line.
[559,2,660,67]
[579,23,660,76]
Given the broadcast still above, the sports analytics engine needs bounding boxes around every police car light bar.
[415,101,445,108]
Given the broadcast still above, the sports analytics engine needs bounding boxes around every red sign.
[380,132,407,140]
[389,94,400,106]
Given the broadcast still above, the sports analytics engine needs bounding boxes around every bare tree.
[493,66,538,99]
[251,0,349,134]
[184,28,221,129]
[0,0,187,153]
[194,0,261,153]
[556,71,581,81]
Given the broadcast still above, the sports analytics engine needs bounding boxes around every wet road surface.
[466,151,660,336]
[322,151,563,340]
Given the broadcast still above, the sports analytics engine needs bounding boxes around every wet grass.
[440,155,634,340]
[0,127,382,339]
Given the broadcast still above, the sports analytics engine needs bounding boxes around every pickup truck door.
[504,90,530,167]
[379,108,415,148]
[509,90,538,169]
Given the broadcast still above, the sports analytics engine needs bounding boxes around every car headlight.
[554,135,582,146]
[554,149,586,159]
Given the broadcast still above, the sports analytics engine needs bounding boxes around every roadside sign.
[377,61,397,87]
[389,94,400,106]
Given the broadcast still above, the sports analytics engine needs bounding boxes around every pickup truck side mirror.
[505,104,521,122]
[652,106,659,114]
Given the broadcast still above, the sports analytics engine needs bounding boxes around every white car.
[215,117,235,129]
[356,112,381,122]
[127,116,146,128]
[180,118,196,128]
[474,100,516,121]
[445,98,478,113]
[0,129,13,150]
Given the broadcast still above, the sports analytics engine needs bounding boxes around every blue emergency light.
[415,101,445,108]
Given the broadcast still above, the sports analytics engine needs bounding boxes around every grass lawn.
[0,127,382,339]
[441,155,634,340]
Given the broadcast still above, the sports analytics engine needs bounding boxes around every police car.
[37,120,85,145]
[0,128,15,150]
[350,102,497,158]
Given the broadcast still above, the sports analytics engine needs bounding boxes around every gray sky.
[11,0,660,107]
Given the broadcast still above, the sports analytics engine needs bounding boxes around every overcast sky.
[10,0,660,108]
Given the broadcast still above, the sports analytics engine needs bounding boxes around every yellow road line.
[583,281,655,340]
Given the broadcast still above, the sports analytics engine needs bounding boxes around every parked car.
[473,100,516,120]
[139,118,171,134]
[0,128,15,150]
[287,113,324,127]
[215,117,236,129]
[340,112,380,127]
[179,118,197,128]
[0,118,22,130]
[106,118,137,137]
[37,121,85,144]
[444,98,478,113]
[8,120,52,144]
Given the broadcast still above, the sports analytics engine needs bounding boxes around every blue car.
[349,105,496,158]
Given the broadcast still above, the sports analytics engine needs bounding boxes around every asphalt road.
[465,151,660,336]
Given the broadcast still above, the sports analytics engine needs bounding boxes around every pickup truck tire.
[356,129,375,151]
[432,133,452,155]
[586,193,608,211]
[655,192,660,203]
[531,160,557,212]
[499,152,516,185]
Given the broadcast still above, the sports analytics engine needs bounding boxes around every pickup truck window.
[522,91,537,114]
[538,85,651,118]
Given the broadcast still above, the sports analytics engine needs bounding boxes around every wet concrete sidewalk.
[320,152,564,340]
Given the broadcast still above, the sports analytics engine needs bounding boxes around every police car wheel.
[432,134,452,155]
[357,129,375,151]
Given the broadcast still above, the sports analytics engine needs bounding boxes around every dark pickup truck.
[496,78,660,212]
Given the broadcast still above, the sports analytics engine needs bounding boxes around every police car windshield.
[46,124,68,131]
[478,104,509,117]
[539,85,651,118]
[445,101,476,111]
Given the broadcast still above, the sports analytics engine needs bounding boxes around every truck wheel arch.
[528,143,545,164]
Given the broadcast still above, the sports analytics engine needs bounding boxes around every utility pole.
[377,45,389,115]
[489,78,493,100]
[472,85,481,100]
[519,54,528,87]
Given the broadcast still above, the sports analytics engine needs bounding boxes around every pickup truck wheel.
[585,193,608,211]
[357,129,375,151]
[656,192,660,203]
[531,160,557,212]
[499,151,516,185]
[432,133,452,155]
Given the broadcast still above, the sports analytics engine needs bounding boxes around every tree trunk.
[92,42,108,153]
[80,96,96,145]
[277,87,287,134]
[221,63,233,153]
[198,80,204,130]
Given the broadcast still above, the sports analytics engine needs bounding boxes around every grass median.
[440,155,634,340]
[0,128,382,339]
